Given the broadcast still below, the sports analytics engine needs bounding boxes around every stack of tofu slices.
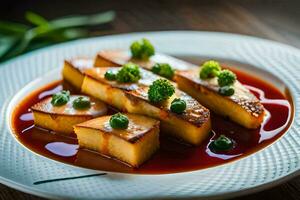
[32,38,264,167]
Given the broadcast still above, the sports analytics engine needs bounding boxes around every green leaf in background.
[60,28,88,40]
[50,11,115,28]
[0,35,19,58]
[0,10,115,63]
[26,40,55,51]
[27,28,88,51]
[1,29,36,60]
[25,11,49,26]
[0,21,28,34]
[35,28,88,43]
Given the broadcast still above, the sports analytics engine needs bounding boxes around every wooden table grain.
[1,0,299,199]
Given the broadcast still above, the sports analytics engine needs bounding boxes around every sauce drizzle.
[11,69,293,174]
[245,85,291,143]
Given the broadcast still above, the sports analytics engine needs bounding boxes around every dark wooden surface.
[1,0,300,199]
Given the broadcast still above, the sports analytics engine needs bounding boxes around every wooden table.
[1,0,299,199]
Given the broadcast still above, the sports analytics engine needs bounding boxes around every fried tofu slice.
[62,58,94,90]
[176,68,265,129]
[81,67,211,145]
[94,50,194,73]
[95,50,264,128]
[31,95,107,135]
[74,114,160,167]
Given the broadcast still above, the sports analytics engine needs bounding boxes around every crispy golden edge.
[94,54,123,67]
[30,96,106,117]
[175,72,265,118]
[84,71,210,128]
[74,120,160,143]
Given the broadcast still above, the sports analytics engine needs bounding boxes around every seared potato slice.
[74,114,160,167]
[81,67,211,145]
[62,58,94,90]
[31,95,107,135]
[176,68,264,129]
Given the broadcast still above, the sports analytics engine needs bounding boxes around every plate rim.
[1,30,300,199]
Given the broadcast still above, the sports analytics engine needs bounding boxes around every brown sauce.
[11,69,293,174]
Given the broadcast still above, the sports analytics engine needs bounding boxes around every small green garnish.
[218,86,235,96]
[170,98,186,114]
[0,11,116,63]
[109,113,129,129]
[130,38,155,60]
[151,63,175,79]
[217,69,236,87]
[199,60,236,96]
[210,135,234,151]
[51,90,70,106]
[73,96,91,110]
[148,79,175,103]
[104,70,117,81]
[200,60,221,79]
[116,62,141,83]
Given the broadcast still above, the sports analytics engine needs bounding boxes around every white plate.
[1,31,300,199]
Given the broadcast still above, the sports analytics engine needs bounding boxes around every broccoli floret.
[151,63,175,79]
[116,62,141,83]
[199,60,221,79]
[130,38,155,60]
[51,90,70,106]
[148,79,175,103]
[210,135,234,151]
[109,113,129,129]
[218,85,235,96]
[104,70,117,81]
[217,69,236,87]
[170,98,186,114]
[72,96,91,110]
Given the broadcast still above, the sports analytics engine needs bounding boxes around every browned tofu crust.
[95,50,195,71]
[177,68,264,118]
[65,58,94,73]
[84,67,210,128]
[75,114,160,143]
[31,95,107,117]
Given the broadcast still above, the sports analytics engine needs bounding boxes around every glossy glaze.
[31,95,107,117]
[75,114,159,143]
[11,69,293,174]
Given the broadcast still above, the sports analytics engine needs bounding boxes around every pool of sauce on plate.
[11,69,293,174]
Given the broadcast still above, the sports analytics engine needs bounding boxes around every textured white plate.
[1,31,300,199]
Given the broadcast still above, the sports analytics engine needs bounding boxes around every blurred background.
[0,0,299,199]
[1,0,300,63]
